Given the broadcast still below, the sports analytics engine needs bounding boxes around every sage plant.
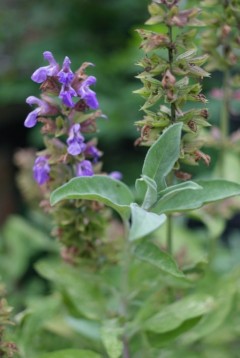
[21,2,240,357]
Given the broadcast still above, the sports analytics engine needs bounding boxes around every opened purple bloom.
[76,160,94,177]
[67,123,86,156]
[33,156,50,185]
[59,84,77,107]
[31,51,59,83]
[109,171,122,180]
[24,96,51,128]
[57,56,75,85]
[77,76,99,110]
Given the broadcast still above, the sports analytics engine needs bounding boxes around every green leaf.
[142,123,183,191]
[158,181,202,199]
[145,293,215,334]
[35,260,106,320]
[133,241,186,279]
[50,175,133,219]
[183,291,234,343]
[135,175,158,209]
[146,317,202,347]
[129,204,166,241]
[152,179,240,214]
[39,349,101,358]
[101,320,123,358]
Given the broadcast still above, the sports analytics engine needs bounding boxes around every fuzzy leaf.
[176,49,197,61]
[50,175,133,219]
[129,204,166,241]
[101,320,123,358]
[145,294,215,334]
[142,123,183,191]
[152,179,240,214]
[134,241,186,279]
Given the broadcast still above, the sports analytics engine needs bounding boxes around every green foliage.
[3,0,240,357]
[133,241,187,280]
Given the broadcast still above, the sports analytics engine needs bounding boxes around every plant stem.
[219,68,230,178]
[168,25,176,122]
[165,25,176,254]
[121,219,131,358]
[167,214,173,255]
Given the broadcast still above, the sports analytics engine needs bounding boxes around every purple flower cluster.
[28,51,99,114]
[25,51,121,187]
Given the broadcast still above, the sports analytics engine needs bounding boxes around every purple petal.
[59,85,77,107]
[24,108,40,128]
[78,76,99,110]
[57,56,74,85]
[31,51,59,83]
[85,145,101,162]
[67,123,86,156]
[109,171,122,180]
[33,156,50,185]
[76,160,94,177]
[31,67,49,83]
[26,96,43,106]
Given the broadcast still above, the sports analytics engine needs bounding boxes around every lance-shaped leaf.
[142,122,183,191]
[50,175,133,219]
[129,204,166,241]
[152,179,240,214]
[144,293,215,334]
[133,241,186,279]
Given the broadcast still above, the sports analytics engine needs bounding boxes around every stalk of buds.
[24,52,121,264]
[134,0,211,179]
[201,0,240,153]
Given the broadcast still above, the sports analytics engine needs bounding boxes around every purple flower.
[24,96,52,128]
[77,76,99,109]
[57,56,75,85]
[76,160,94,177]
[59,84,77,107]
[33,156,50,185]
[85,145,101,163]
[67,123,86,156]
[31,51,59,83]
[109,171,122,180]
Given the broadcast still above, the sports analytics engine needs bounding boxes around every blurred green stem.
[167,214,173,255]
[121,219,131,358]
[219,69,230,178]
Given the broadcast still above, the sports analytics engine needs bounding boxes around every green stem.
[167,214,173,254]
[121,219,131,358]
[219,69,230,178]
